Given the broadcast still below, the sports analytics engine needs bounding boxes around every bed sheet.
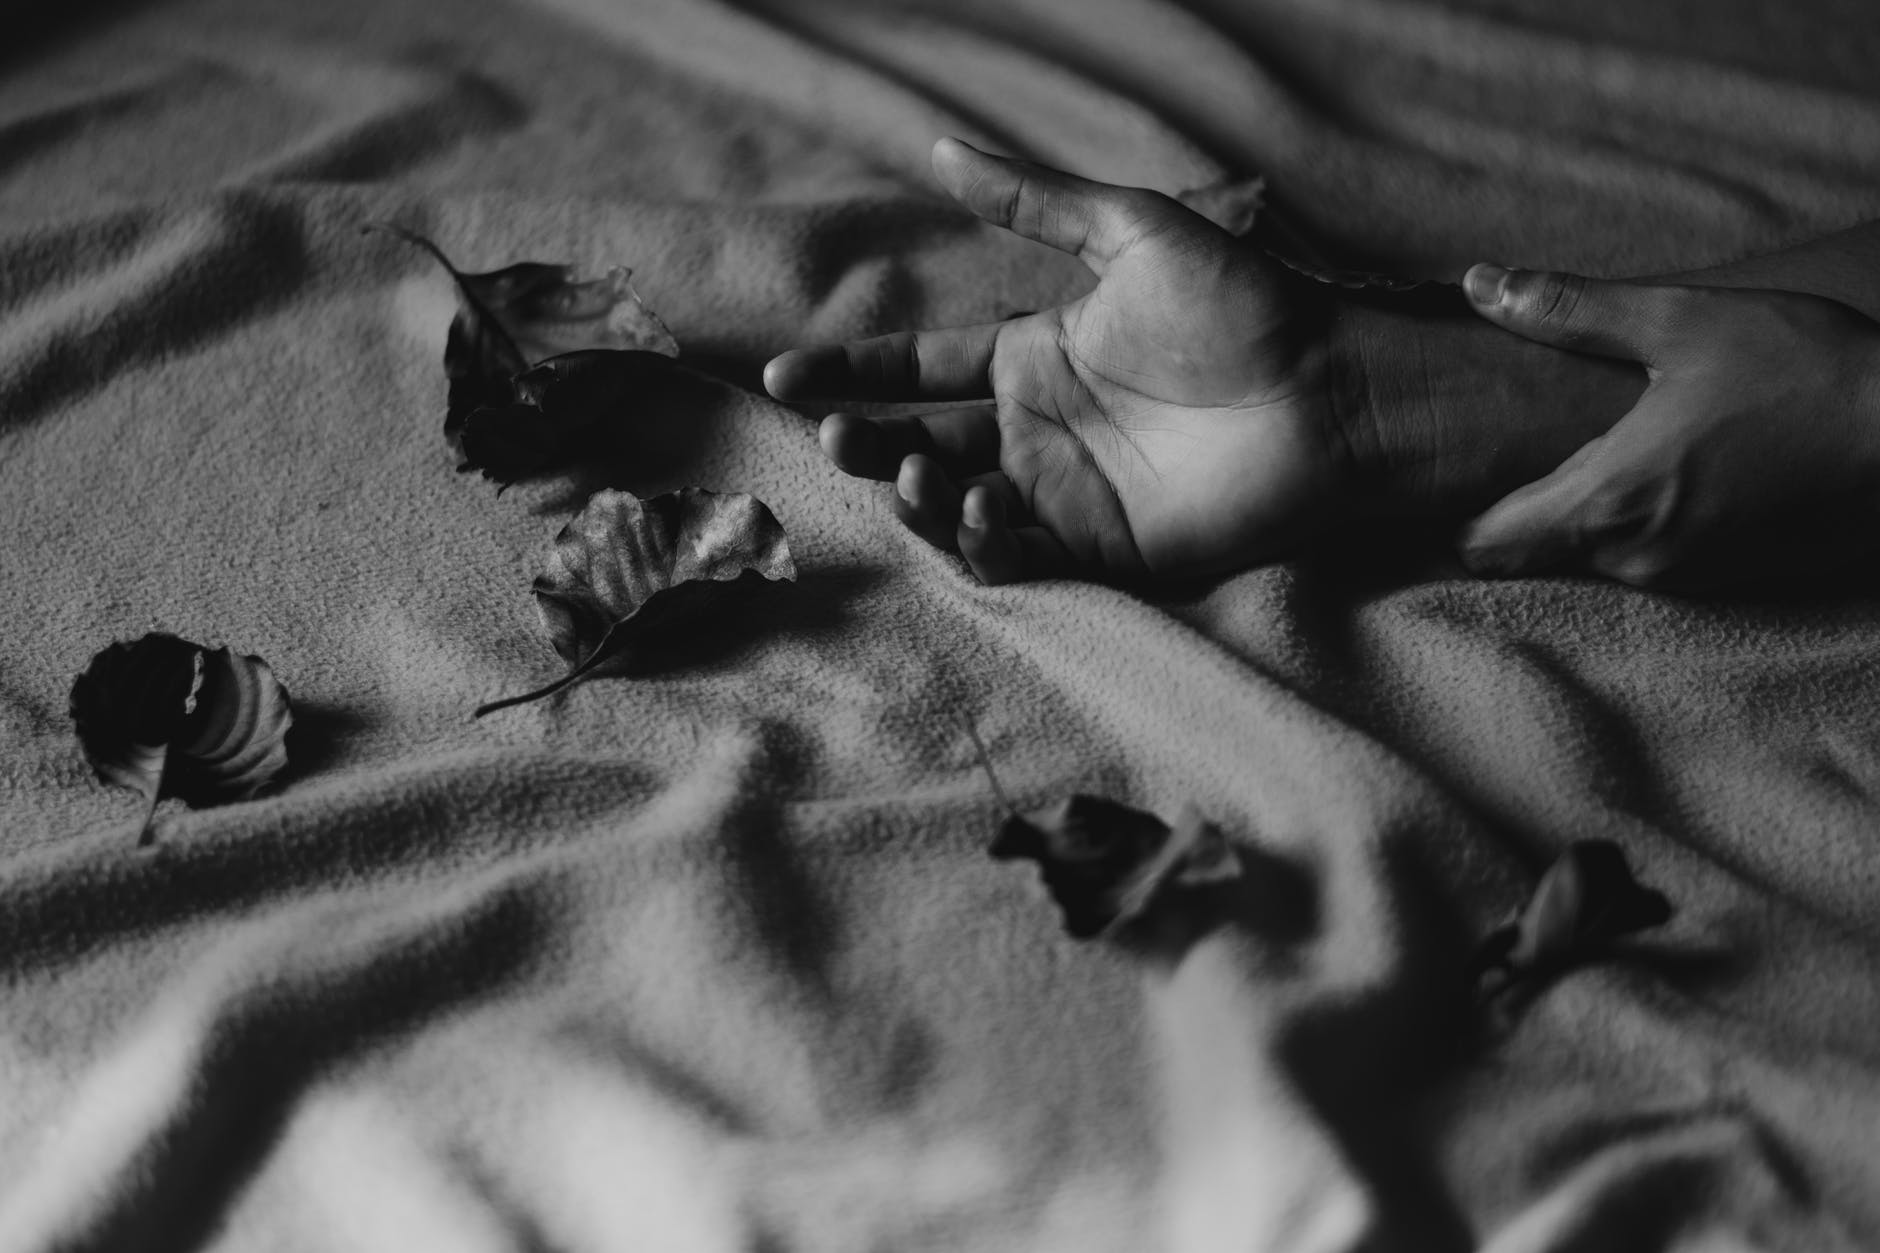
[5,0,1880,1248]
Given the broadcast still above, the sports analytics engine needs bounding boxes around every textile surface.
[4,0,1880,1248]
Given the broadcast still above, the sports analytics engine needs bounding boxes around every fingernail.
[761,356,788,398]
[1465,264,1509,306]
[962,494,986,529]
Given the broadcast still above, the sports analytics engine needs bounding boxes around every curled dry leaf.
[968,726,1240,939]
[1176,175,1266,237]
[1176,173,1430,292]
[70,633,294,846]
[456,349,679,487]
[476,487,797,717]
[369,223,680,480]
[1474,839,1672,1002]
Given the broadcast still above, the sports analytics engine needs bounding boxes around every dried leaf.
[1176,175,1266,237]
[1252,200,1432,293]
[1474,840,1672,1000]
[70,633,294,845]
[1174,176,1431,292]
[369,223,680,472]
[456,349,678,487]
[477,487,796,716]
[969,726,1240,939]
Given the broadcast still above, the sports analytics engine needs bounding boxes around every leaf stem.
[474,620,630,719]
[135,744,168,848]
[361,221,463,277]
[961,716,1016,814]
[365,221,532,373]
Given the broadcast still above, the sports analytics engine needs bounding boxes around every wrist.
[1322,291,1457,516]
[1327,290,1647,519]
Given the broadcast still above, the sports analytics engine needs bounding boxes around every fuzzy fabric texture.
[4,0,1880,1249]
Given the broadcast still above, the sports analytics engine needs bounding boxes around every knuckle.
[1527,272,1588,332]
[1638,283,1702,342]
[1574,476,1684,586]
[1758,290,1863,347]
[1661,286,1865,362]
[1573,485,1634,538]
[1103,188,1175,252]
[863,335,902,387]
[903,332,925,391]
[1115,187,1171,224]
[997,171,1029,230]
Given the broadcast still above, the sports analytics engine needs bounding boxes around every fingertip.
[894,452,924,503]
[764,350,808,400]
[816,410,847,461]
[894,453,964,550]
[959,485,1021,584]
[1463,263,1510,309]
[1457,495,1568,580]
[1456,507,1521,578]
[819,412,883,478]
[898,451,960,507]
[960,482,1002,530]
[932,136,994,199]
[1467,268,1661,361]
[1457,539,1519,579]
[932,135,977,171]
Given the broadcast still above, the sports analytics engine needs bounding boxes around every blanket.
[5,0,1880,1249]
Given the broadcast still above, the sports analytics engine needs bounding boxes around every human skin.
[763,137,1880,591]
[1453,263,1880,591]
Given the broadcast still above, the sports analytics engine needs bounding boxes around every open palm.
[764,138,1351,583]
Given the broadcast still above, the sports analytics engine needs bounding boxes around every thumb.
[1457,438,1611,578]
[1463,264,1684,364]
[930,136,1161,274]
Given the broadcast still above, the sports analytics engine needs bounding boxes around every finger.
[1463,264,1692,364]
[764,322,1003,402]
[819,406,1000,481]
[956,470,1029,518]
[931,136,1163,273]
[893,453,963,550]
[958,484,1076,585]
[1456,438,1613,578]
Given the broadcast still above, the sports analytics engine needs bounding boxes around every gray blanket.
[5,0,1880,1248]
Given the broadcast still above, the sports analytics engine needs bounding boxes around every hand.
[762,138,1351,584]
[1457,265,1880,591]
